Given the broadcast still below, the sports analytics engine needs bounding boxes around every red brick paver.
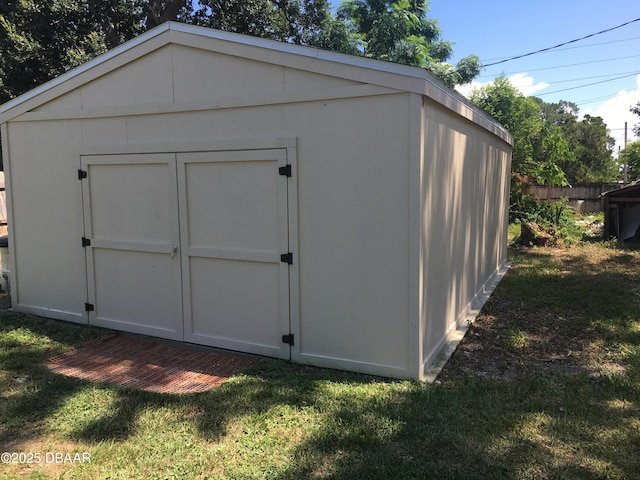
[46,335,255,394]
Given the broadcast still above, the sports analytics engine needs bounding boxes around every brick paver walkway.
[47,335,255,394]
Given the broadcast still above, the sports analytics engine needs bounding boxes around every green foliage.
[563,114,617,183]
[144,0,189,29]
[337,0,480,86]
[470,75,620,224]
[531,126,572,186]
[471,76,618,186]
[510,193,566,226]
[510,192,584,246]
[0,0,144,104]
[470,75,544,176]
[632,102,640,137]
[620,140,640,181]
[504,325,530,350]
[189,0,346,48]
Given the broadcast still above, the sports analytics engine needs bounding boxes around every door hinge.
[282,334,294,346]
[280,252,293,265]
[279,165,292,177]
[78,169,87,180]
[81,237,91,247]
[85,303,94,312]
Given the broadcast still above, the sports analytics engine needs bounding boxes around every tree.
[534,98,578,129]
[469,75,544,177]
[518,97,617,184]
[0,0,146,104]
[337,0,480,86]
[567,114,617,183]
[632,102,640,137]
[619,140,640,181]
[532,125,572,187]
[144,0,187,29]
[469,76,584,221]
[190,0,352,50]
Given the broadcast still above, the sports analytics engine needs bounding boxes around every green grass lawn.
[1,239,639,479]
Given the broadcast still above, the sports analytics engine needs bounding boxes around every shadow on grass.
[50,361,638,479]
[5,343,638,478]
[0,313,109,445]
[2,244,640,479]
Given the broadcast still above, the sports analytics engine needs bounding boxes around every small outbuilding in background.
[603,183,640,242]
[0,22,512,380]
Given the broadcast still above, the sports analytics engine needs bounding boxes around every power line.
[477,54,640,79]
[536,72,640,96]
[481,36,640,63]
[575,93,640,107]
[575,93,628,106]
[541,70,640,86]
[481,17,640,67]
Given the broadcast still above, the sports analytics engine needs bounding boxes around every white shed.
[0,22,511,380]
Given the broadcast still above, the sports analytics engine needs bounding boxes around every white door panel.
[81,154,183,339]
[184,160,280,251]
[188,257,283,349]
[178,150,291,359]
[92,248,181,333]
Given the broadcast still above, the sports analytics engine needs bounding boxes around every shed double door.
[80,149,293,359]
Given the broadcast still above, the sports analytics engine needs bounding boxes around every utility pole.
[625,121,628,148]
[623,122,628,185]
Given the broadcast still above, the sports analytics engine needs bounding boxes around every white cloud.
[508,73,550,96]
[455,73,549,98]
[455,79,485,99]
[582,74,640,154]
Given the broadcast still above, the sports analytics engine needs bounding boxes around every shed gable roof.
[0,22,511,144]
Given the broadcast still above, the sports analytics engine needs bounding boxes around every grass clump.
[504,325,531,350]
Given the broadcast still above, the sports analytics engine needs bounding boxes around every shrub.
[511,194,583,246]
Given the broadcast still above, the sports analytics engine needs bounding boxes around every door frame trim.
[79,137,297,156]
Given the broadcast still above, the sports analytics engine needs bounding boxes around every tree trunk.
[145,0,185,29]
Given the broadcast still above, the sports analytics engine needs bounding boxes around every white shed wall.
[6,92,413,378]
[287,95,411,375]
[420,99,511,374]
[3,120,85,320]
[113,94,412,375]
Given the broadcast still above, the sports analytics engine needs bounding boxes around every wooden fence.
[527,183,622,213]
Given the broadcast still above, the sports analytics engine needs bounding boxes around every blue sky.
[329,0,640,151]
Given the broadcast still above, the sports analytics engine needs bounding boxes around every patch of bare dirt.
[438,306,598,380]
[438,245,636,381]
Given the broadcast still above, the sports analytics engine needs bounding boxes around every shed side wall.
[421,99,511,374]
